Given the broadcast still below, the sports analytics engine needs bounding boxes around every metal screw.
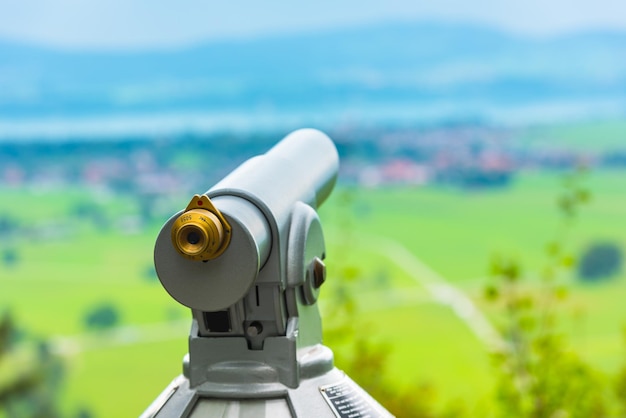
[247,321,263,337]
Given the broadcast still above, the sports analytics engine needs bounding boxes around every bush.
[577,242,623,281]
[2,248,19,268]
[0,311,66,417]
[83,303,120,330]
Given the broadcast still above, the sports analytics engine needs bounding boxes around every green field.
[322,170,626,408]
[1,169,626,416]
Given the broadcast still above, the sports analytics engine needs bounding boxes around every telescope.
[141,129,393,417]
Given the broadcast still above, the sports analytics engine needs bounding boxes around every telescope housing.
[144,129,393,418]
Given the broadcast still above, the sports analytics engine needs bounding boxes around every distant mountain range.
[1,21,625,138]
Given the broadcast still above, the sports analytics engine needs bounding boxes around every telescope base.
[143,369,393,418]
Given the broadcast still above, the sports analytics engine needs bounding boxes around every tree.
[577,241,623,281]
[484,168,615,417]
[0,311,65,418]
[83,303,120,331]
[1,248,19,268]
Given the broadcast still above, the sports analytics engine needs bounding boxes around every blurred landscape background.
[1,1,626,417]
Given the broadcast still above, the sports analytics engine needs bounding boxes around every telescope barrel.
[208,128,339,215]
[154,128,339,312]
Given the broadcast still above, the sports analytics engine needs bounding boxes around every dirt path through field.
[367,236,504,352]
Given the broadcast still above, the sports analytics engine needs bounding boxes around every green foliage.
[0,215,19,236]
[0,312,65,418]
[323,190,465,418]
[615,327,626,416]
[83,303,120,331]
[577,242,623,281]
[143,265,159,283]
[1,249,19,269]
[324,262,455,417]
[2,171,626,416]
[70,201,110,230]
[484,167,620,417]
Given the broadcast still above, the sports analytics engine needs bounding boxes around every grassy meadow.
[1,168,625,416]
[323,170,626,406]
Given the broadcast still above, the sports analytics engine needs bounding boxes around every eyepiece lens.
[186,230,201,245]
[171,206,228,260]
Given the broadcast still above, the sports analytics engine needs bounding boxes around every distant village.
[1,125,625,196]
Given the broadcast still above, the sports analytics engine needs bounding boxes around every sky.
[1,0,626,50]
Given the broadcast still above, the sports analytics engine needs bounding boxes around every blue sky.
[1,0,626,50]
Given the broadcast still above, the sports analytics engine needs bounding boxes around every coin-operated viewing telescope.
[141,129,393,417]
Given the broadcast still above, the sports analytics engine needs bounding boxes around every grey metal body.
[144,129,393,417]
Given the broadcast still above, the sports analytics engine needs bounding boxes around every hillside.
[0,21,625,136]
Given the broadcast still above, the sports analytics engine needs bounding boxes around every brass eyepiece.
[171,195,231,261]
